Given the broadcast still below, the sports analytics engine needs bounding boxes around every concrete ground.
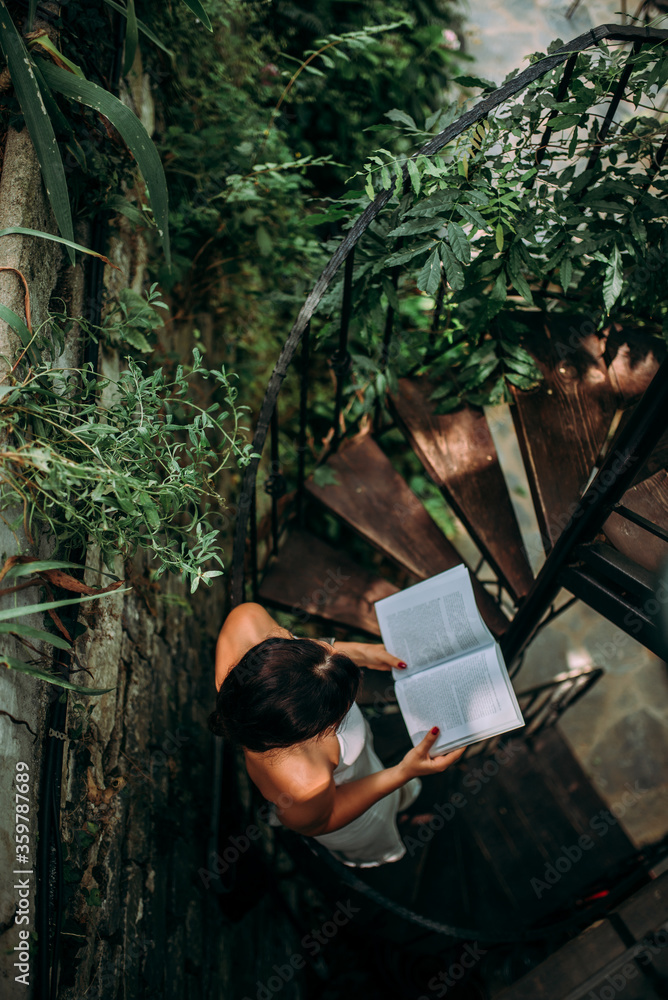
[461,0,632,86]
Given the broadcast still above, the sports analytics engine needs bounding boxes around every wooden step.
[411,727,637,932]
[604,468,668,573]
[389,377,534,603]
[494,871,668,999]
[511,322,619,553]
[304,430,509,636]
[258,527,398,636]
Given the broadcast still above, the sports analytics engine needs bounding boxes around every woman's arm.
[334,640,407,672]
[277,729,465,836]
[215,602,290,691]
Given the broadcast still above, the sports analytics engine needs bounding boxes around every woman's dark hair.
[207,637,361,753]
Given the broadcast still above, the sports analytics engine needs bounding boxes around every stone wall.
[0,121,82,1000]
[0,51,305,1000]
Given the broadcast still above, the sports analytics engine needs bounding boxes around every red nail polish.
[397,661,407,669]
[431,726,439,735]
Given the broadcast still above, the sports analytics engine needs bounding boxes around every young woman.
[209,602,465,867]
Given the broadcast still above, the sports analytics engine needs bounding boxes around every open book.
[374,565,524,756]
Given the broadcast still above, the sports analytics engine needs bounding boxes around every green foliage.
[0,0,196,266]
[0,2,75,261]
[0,343,257,592]
[320,38,668,414]
[254,0,466,190]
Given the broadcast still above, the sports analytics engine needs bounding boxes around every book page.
[394,643,524,755]
[374,564,494,677]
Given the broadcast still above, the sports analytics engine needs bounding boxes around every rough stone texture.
[1,68,304,1000]
[56,552,305,1000]
[0,127,63,368]
[0,123,84,1000]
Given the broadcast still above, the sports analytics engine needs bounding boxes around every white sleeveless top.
[267,698,408,868]
[311,700,408,867]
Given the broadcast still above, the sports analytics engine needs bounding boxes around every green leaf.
[0,621,71,651]
[4,559,84,580]
[312,466,339,488]
[508,266,534,305]
[39,61,171,268]
[407,158,420,196]
[101,0,174,57]
[388,217,447,238]
[0,227,117,264]
[0,5,75,264]
[495,223,504,252]
[560,257,573,292]
[384,108,418,131]
[447,221,470,264]
[29,35,84,79]
[383,242,433,267]
[0,654,115,695]
[123,0,139,76]
[453,74,496,91]
[439,244,464,291]
[490,269,507,302]
[0,304,38,365]
[602,245,623,313]
[549,114,581,130]
[180,0,212,30]
[417,248,441,296]
[456,204,490,233]
[0,589,130,623]
[629,214,647,247]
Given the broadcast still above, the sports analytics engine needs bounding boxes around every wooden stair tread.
[412,728,637,930]
[305,431,509,637]
[389,377,534,602]
[258,527,398,636]
[604,468,668,573]
[495,872,668,999]
[511,328,619,553]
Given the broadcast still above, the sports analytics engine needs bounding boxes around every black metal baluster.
[265,406,286,555]
[529,52,579,184]
[374,269,400,432]
[250,486,259,601]
[330,249,355,448]
[296,322,310,527]
[501,356,668,669]
[586,42,641,173]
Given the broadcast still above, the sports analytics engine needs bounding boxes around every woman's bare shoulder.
[246,745,336,807]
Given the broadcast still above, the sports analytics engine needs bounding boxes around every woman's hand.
[339,641,406,672]
[398,728,466,779]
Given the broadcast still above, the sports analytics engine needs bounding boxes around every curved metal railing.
[210,23,668,943]
[229,23,668,612]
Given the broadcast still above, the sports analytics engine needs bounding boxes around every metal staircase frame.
[210,22,668,951]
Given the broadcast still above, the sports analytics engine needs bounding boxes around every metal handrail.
[210,24,668,937]
[228,23,668,608]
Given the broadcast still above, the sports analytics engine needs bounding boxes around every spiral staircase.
[211,23,668,998]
